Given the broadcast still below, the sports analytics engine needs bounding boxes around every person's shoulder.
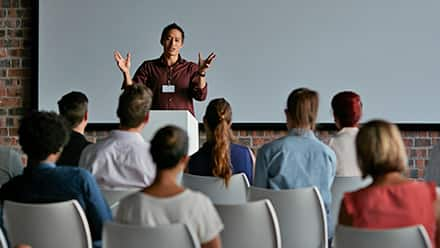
[230,143,250,152]
[184,189,214,206]
[53,166,93,179]
[258,135,291,153]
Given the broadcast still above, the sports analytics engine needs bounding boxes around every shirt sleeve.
[193,194,224,244]
[189,65,208,101]
[132,62,149,86]
[254,147,269,188]
[81,170,113,241]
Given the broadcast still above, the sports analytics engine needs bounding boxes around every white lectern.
[141,110,199,155]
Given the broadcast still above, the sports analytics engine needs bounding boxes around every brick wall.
[0,1,437,179]
[0,0,32,147]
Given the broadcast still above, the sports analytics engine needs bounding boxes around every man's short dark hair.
[19,111,69,161]
[57,91,88,129]
[160,23,185,44]
[150,125,188,170]
[117,84,153,128]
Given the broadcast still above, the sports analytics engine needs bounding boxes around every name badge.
[162,85,175,93]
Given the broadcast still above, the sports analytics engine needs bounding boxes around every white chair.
[0,228,8,248]
[102,222,199,248]
[334,224,432,248]
[3,200,92,248]
[331,176,372,229]
[248,186,327,248]
[215,199,281,248]
[100,189,138,215]
[181,173,250,204]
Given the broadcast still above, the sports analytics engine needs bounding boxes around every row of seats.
[0,199,431,248]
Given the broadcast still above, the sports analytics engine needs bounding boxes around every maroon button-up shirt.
[131,55,207,115]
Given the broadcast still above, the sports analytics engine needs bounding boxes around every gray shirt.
[0,147,23,186]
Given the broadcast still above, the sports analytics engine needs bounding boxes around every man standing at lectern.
[114,23,215,116]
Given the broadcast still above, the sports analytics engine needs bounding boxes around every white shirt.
[116,190,224,244]
[79,130,156,190]
[329,127,362,177]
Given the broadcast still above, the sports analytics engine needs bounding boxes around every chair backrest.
[0,228,8,248]
[181,173,250,204]
[248,186,327,248]
[102,222,199,248]
[3,200,92,248]
[215,199,281,248]
[100,189,138,215]
[330,176,372,229]
[334,225,432,248]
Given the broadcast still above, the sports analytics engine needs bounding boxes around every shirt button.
[169,98,173,102]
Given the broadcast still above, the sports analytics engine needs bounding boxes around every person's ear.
[84,111,88,122]
[144,112,150,124]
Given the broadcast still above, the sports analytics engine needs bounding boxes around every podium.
[141,110,199,155]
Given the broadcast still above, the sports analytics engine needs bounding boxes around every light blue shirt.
[254,128,336,237]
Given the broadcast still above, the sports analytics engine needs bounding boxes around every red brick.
[0,128,7,136]
[4,19,20,28]
[7,68,31,77]
[403,138,414,147]
[410,149,427,158]
[415,159,427,169]
[0,87,6,96]
[0,97,21,107]
[8,127,18,136]
[0,49,6,58]
[6,86,21,96]
[252,137,273,147]
[237,137,251,147]
[414,138,431,147]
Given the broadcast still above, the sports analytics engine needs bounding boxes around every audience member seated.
[188,98,254,184]
[57,91,92,166]
[79,84,156,190]
[329,91,362,176]
[254,87,336,238]
[0,111,112,247]
[0,146,23,186]
[339,120,440,247]
[116,126,223,248]
[424,143,440,186]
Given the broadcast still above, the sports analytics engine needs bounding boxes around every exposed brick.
[0,39,19,47]
[0,69,6,77]
[8,48,30,57]
[0,128,7,136]
[6,117,19,127]
[433,138,440,145]
[237,137,251,147]
[7,68,31,77]
[7,107,22,115]
[415,159,427,169]
[0,109,6,115]
[403,138,414,146]
[0,97,21,107]
[21,17,31,28]
[4,19,20,28]
[6,86,21,96]
[410,148,427,158]
[252,137,272,147]
[0,48,6,57]
[0,87,6,96]
[8,127,18,136]
[0,29,5,38]
[7,29,24,38]
[415,138,431,147]
[8,8,31,17]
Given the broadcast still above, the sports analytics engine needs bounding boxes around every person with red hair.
[329,91,363,176]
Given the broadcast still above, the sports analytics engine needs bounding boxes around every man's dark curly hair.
[19,111,69,161]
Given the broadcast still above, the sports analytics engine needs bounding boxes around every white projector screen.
[38,0,440,124]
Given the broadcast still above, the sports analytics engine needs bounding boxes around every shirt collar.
[158,54,185,67]
[287,128,315,138]
[110,130,145,142]
[338,127,359,135]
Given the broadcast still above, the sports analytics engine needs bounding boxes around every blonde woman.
[339,120,440,247]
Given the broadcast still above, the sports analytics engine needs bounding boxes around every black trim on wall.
[31,0,39,111]
[86,122,440,132]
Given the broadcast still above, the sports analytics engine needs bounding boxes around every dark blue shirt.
[188,143,253,183]
[0,162,112,245]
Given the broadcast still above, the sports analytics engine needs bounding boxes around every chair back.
[0,227,8,248]
[331,176,372,229]
[215,199,281,248]
[334,224,432,248]
[248,186,327,248]
[102,222,199,248]
[100,189,138,215]
[3,200,92,248]
[182,173,250,204]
